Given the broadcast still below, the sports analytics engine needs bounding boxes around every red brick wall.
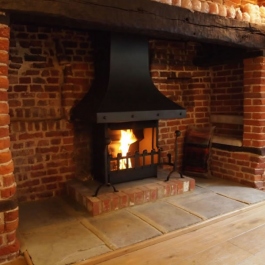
[149,40,211,165]
[211,62,244,137]
[8,25,94,201]
[243,56,265,148]
[8,25,212,197]
[211,148,265,188]
[210,56,265,189]
[8,23,265,201]
[0,14,20,263]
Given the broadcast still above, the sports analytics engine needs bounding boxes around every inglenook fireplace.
[71,31,186,193]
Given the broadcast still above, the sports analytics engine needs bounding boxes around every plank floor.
[77,201,265,265]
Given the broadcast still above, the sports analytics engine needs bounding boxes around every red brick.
[6,231,16,243]
[3,174,15,187]
[1,185,16,199]
[176,180,184,194]
[148,184,164,199]
[0,138,10,150]
[0,161,14,175]
[158,182,171,197]
[0,127,8,138]
[138,186,152,202]
[0,239,20,256]
[134,189,144,205]
[106,193,120,211]
[149,187,158,201]
[116,191,129,208]
[168,181,178,195]
[188,178,196,190]
[4,208,19,222]
[123,189,136,206]
[0,102,8,114]
[0,38,9,51]
[19,77,31,84]
[98,195,111,213]
[0,26,10,38]
[86,197,102,216]
[236,160,250,167]
[0,151,12,164]
[0,114,10,126]
[5,219,19,233]
[63,137,74,145]
[226,163,240,171]
[253,181,265,190]
[232,153,249,160]
[0,51,8,64]
[72,63,89,70]
[18,132,43,140]
[0,91,7,101]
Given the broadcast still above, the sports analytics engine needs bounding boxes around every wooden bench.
[210,114,243,147]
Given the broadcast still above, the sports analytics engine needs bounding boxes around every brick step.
[66,169,195,216]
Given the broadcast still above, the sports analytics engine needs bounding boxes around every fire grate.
[108,149,160,184]
[92,120,161,196]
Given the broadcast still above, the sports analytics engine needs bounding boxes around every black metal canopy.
[71,32,186,123]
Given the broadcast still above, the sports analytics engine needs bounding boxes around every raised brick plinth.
[66,169,195,216]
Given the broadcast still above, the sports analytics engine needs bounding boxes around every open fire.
[106,122,160,177]
[108,129,137,170]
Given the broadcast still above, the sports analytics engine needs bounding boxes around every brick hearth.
[66,169,195,216]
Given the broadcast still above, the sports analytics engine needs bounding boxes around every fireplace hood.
[70,32,186,124]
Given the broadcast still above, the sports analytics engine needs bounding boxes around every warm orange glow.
[119,129,137,169]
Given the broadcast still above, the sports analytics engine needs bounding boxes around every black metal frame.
[164,130,183,181]
[93,120,160,196]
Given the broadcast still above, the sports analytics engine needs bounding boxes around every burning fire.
[119,129,137,169]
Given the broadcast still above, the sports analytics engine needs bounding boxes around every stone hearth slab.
[18,197,77,231]
[86,210,161,249]
[18,197,111,265]
[128,200,202,233]
[166,191,246,220]
[195,177,265,204]
[19,221,110,265]
[66,170,195,216]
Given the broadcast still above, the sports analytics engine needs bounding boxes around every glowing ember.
[119,129,137,169]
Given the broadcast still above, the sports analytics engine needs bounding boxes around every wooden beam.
[1,0,265,49]
[210,115,243,125]
[193,44,264,66]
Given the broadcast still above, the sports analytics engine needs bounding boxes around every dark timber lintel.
[0,0,265,49]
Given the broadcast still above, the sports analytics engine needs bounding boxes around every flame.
[119,129,137,169]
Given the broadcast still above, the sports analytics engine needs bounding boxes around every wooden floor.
[4,251,32,265]
[77,201,265,265]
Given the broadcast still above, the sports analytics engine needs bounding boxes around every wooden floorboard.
[3,251,32,265]
[76,201,265,265]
